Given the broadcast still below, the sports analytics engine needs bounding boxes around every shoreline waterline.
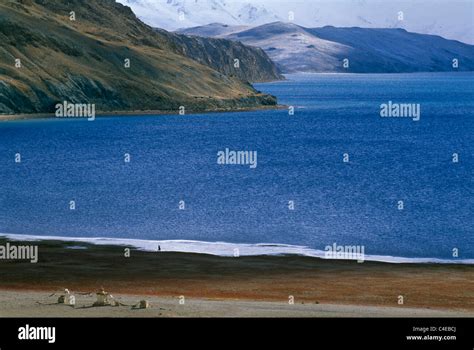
[1,233,472,265]
[0,104,288,122]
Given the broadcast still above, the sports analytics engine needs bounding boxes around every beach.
[0,238,472,317]
[0,291,470,318]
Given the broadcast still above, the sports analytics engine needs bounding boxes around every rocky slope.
[180,22,474,73]
[156,28,281,83]
[0,0,280,115]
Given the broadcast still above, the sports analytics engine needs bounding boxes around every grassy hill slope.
[0,0,279,114]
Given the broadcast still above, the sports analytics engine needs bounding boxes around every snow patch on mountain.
[117,0,473,44]
[117,0,281,30]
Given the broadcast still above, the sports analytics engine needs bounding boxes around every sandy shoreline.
[0,290,470,318]
[0,238,473,317]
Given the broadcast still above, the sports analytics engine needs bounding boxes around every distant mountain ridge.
[0,0,281,115]
[179,22,474,73]
[118,0,474,45]
[117,0,280,31]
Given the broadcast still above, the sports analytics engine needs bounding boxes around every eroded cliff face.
[156,29,282,83]
[0,0,280,114]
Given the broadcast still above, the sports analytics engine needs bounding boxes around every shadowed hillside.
[156,28,282,83]
[0,0,280,114]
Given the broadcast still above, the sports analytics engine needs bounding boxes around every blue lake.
[0,73,473,262]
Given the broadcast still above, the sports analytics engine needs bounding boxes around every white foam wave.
[1,233,473,264]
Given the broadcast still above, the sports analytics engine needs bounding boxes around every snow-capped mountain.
[117,0,473,44]
[264,0,474,45]
[180,22,474,73]
[117,0,281,30]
